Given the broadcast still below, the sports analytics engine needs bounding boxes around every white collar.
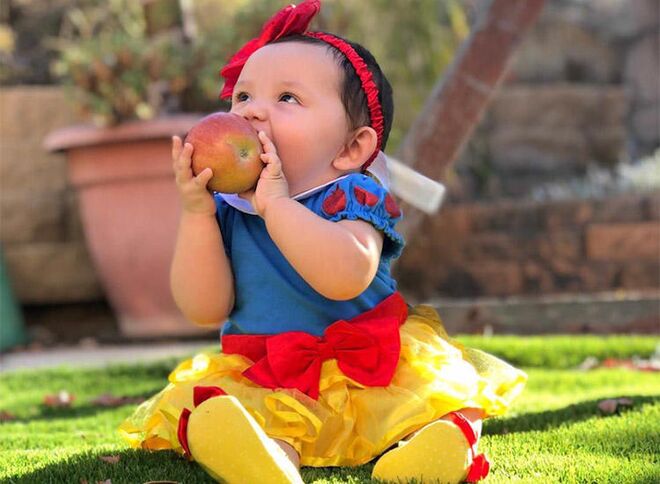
[218,151,390,215]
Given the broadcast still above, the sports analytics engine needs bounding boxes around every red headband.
[219,0,383,170]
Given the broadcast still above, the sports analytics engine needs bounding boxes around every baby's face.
[230,41,351,195]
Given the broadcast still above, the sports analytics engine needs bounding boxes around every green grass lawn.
[1,335,659,483]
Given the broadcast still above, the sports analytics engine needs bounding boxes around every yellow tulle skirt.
[119,305,527,467]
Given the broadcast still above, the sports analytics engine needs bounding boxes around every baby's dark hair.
[271,33,394,151]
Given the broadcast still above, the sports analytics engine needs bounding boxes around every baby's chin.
[287,171,345,197]
[281,157,355,196]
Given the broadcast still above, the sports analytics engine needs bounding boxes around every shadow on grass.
[7,391,160,424]
[6,448,214,484]
[6,446,379,484]
[485,395,659,435]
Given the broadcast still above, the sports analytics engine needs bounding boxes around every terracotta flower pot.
[44,115,213,338]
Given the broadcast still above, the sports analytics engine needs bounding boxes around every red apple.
[185,112,263,193]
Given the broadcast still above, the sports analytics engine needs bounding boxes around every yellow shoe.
[180,389,303,484]
[372,412,490,483]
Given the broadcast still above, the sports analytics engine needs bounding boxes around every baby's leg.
[442,407,484,456]
[274,439,301,469]
[451,407,484,441]
[409,407,484,441]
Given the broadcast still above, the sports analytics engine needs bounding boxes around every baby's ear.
[332,126,378,171]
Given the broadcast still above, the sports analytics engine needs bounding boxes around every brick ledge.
[423,290,660,334]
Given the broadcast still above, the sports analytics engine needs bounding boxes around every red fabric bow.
[223,292,407,399]
[466,454,491,482]
[220,0,321,99]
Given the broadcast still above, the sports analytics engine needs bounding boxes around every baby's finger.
[260,152,279,165]
[182,141,194,159]
[194,167,213,188]
[258,131,277,154]
[174,143,194,183]
[260,152,283,177]
[172,136,182,161]
[177,142,194,168]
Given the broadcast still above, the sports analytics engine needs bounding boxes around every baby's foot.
[371,412,489,483]
[185,394,303,484]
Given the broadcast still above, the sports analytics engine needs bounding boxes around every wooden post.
[396,0,546,239]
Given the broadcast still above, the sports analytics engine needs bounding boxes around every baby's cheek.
[276,138,305,167]
[278,154,297,179]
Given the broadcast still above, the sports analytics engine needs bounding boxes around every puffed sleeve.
[317,173,405,260]
[214,193,235,258]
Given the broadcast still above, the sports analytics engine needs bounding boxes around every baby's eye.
[234,91,250,103]
[279,93,299,104]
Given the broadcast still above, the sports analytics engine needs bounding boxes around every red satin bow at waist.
[221,292,408,399]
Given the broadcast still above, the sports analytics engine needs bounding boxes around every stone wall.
[395,193,660,300]
[0,86,102,304]
[456,0,659,200]
[624,0,660,159]
[511,0,659,159]
[479,84,627,198]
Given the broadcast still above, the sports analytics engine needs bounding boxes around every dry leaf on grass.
[43,390,75,408]
[97,480,112,484]
[578,356,660,372]
[601,358,637,369]
[602,357,659,371]
[0,410,17,421]
[577,356,599,371]
[99,455,121,464]
[143,481,181,484]
[598,397,634,414]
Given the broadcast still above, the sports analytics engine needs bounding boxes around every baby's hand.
[240,131,290,218]
[172,136,216,215]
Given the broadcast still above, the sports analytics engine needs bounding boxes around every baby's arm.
[170,137,235,327]
[245,132,383,300]
[266,199,383,300]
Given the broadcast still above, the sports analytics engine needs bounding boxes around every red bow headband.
[219,0,384,170]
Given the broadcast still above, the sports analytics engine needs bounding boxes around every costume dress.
[119,173,527,467]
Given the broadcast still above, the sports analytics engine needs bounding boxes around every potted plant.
[43,0,227,337]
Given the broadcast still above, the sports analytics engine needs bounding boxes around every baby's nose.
[233,108,267,137]
[236,99,267,123]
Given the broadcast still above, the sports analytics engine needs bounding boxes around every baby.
[120,1,526,483]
